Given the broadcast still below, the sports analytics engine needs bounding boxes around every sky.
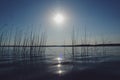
[0,0,120,44]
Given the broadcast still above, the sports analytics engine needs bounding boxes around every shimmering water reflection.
[53,57,64,75]
[57,64,61,67]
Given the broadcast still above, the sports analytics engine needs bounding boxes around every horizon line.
[0,43,120,47]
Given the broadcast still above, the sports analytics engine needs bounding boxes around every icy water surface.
[0,47,120,80]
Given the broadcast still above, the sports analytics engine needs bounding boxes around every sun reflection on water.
[56,57,62,61]
[55,57,64,75]
[57,64,61,67]
[58,70,63,74]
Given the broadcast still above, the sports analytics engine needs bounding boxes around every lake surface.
[0,47,120,80]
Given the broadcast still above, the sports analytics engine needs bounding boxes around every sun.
[54,13,64,24]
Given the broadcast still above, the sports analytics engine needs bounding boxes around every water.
[0,47,120,80]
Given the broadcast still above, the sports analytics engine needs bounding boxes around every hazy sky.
[0,0,120,44]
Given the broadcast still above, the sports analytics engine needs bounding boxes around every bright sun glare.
[54,13,64,24]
